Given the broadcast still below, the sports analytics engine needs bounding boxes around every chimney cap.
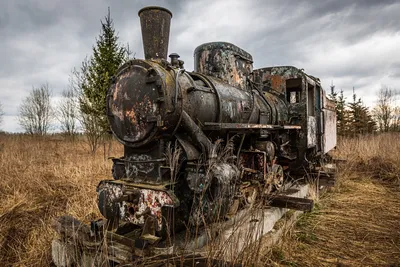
[169,53,180,58]
[138,6,173,18]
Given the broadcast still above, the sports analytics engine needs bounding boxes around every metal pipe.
[174,69,185,105]
[181,111,216,158]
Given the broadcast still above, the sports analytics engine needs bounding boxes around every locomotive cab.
[253,66,337,159]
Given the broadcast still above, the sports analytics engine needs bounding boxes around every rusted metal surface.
[188,162,239,225]
[262,91,289,124]
[194,42,253,90]
[323,97,337,153]
[203,122,301,130]
[125,154,156,177]
[181,110,215,158]
[238,149,284,196]
[268,195,314,211]
[253,66,319,94]
[107,59,174,148]
[239,150,267,179]
[252,65,334,166]
[138,6,172,60]
[97,180,178,231]
[121,143,169,184]
[255,141,275,162]
[307,116,317,148]
[265,164,284,193]
[253,66,302,94]
[175,133,200,161]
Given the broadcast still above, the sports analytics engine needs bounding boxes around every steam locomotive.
[97,6,337,243]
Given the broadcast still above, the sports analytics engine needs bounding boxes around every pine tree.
[336,89,348,135]
[328,82,337,103]
[79,8,130,136]
[75,8,130,153]
[346,89,376,136]
[330,86,347,136]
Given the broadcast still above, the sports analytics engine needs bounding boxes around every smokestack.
[138,6,172,60]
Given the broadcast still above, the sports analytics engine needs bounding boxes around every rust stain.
[126,109,137,124]
[325,97,336,110]
[194,42,253,90]
[113,83,119,101]
[270,75,285,93]
[112,104,124,121]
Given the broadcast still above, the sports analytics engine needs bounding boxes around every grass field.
[0,133,399,266]
[267,133,400,266]
[0,135,123,266]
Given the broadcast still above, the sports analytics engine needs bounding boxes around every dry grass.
[266,133,400,266]
[0,133,399,266]
[0,134,123,266]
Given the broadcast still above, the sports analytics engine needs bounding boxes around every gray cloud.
[389,63,400,78]
[1,0,400,132]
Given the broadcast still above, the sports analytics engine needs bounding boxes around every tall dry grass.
[335,133,400,185]
[1,133,399,266]
[0,135,123,266]
[267,132,400,266]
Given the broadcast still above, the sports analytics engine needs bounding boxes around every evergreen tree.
[331,85,378,136]
[78,8,130,136]
[75,8,130,153]
[328,82,337,103]
[346,89,376,136]
[329,84,347,136]
[336,89,347,135]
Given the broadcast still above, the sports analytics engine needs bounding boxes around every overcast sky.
[1,0,400,132]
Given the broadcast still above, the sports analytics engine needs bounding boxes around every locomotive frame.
[51,6,337,266]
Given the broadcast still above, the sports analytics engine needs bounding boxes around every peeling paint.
[194,42,253,90]
[126,154,155,177]
[120,188,174,230]
[97,180,176,231]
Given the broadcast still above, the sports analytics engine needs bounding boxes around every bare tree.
[0,101,4,128]
[372,85,396,132]
[79,112,103,154]
[57,86,78,136]
[18,83,53,135]
[70,67,102,154]
[392,106,400,131]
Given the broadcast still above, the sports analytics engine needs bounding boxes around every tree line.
[329,85,399,136]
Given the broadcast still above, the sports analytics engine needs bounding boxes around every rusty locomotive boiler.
[52,6,337,265]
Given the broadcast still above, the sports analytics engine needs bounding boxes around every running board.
[268,195,314,212]
[203,122,301,131]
